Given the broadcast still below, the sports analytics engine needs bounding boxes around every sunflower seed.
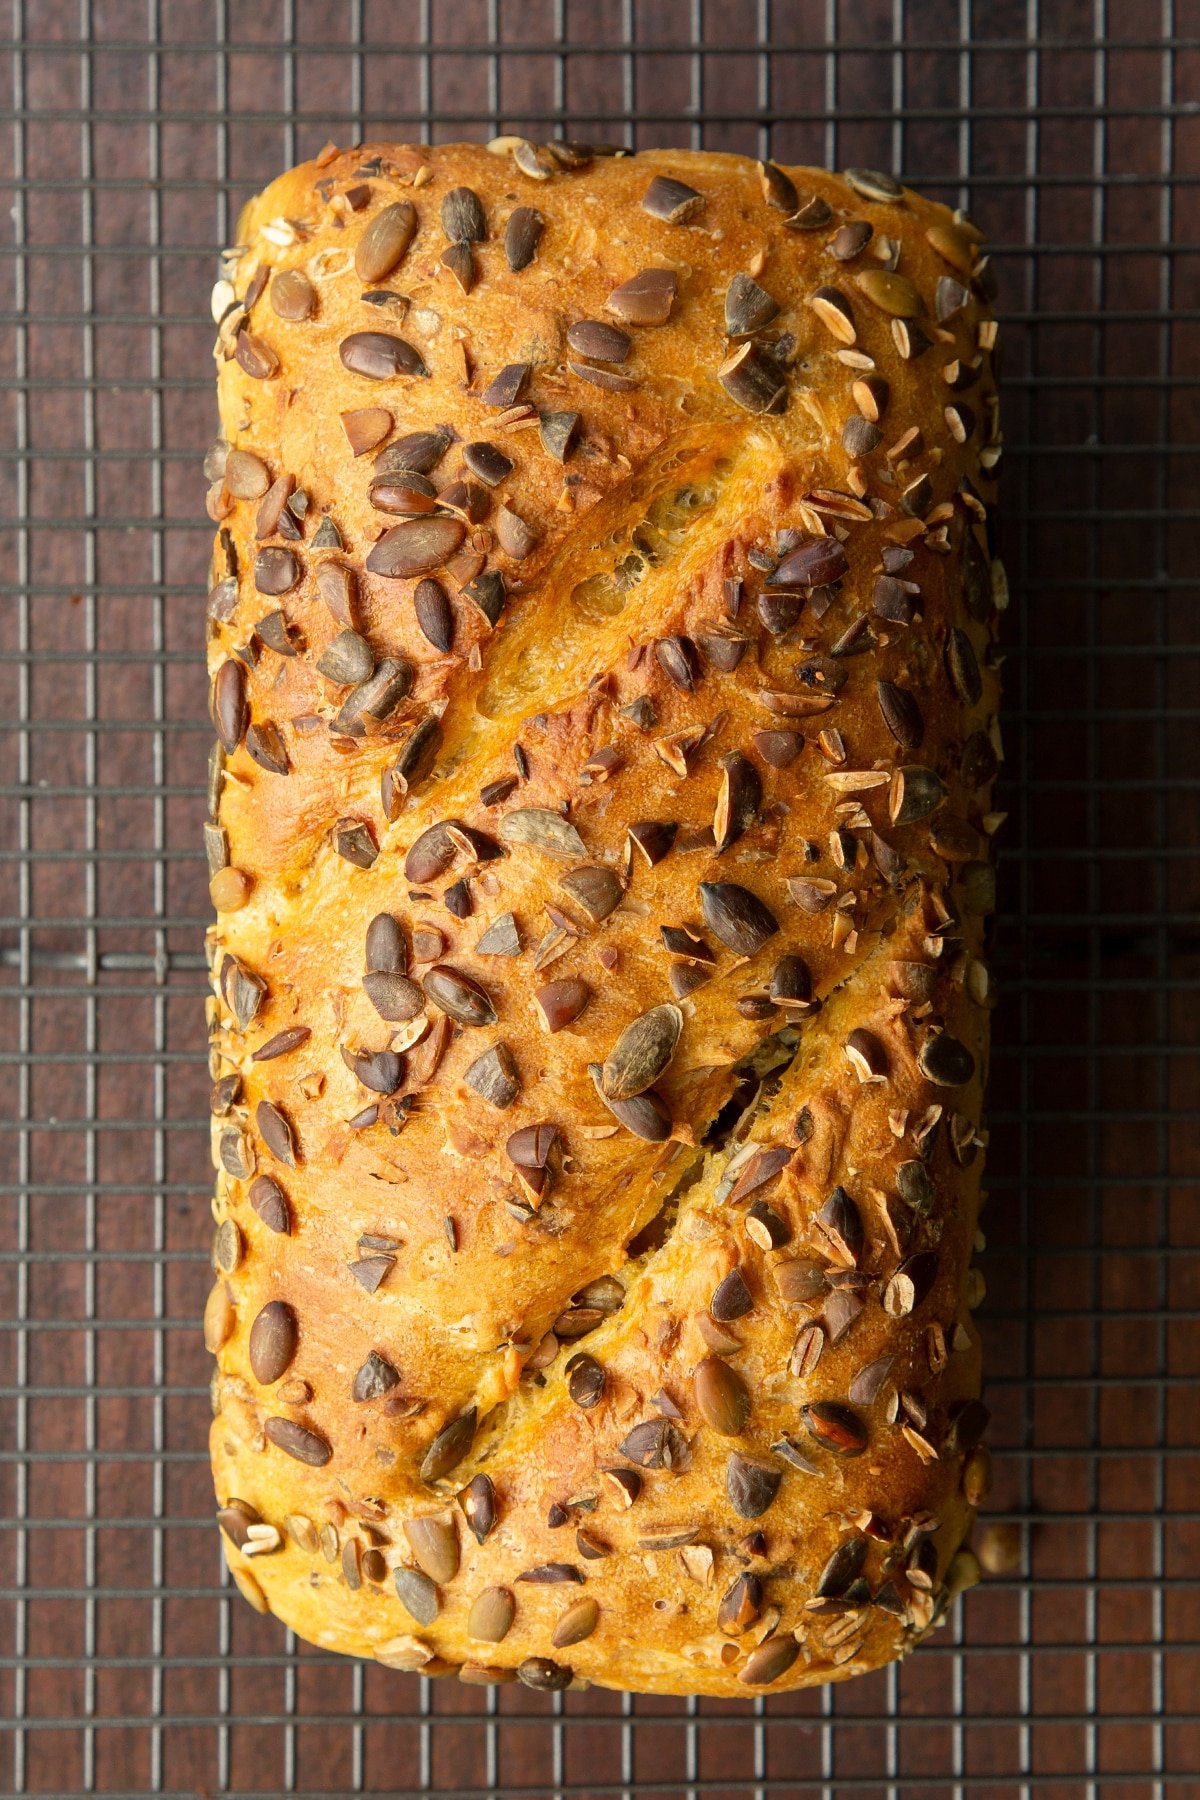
[601,1003,682,1101]
[317,629,374,686]
[718,341,788,414]
[758,159,799,211]
[842,414,882,457]
[539,410,580,461]
[801,1400,867,1455]
[918,1033,975,1086]
[256,1099,297,1166]
[738,1634,799,1686]
[641,175,704,222]
[713,752,761,853]
[876,679,924,750]
[264,1417,331,1466]
[605,269,677,330]
[504,205,544,270]
[726,1453,781,1518]
[718,1571,763,1634]
[844,166,904,202]
[355,201,417,281]
[423,965,496,1027]
[464,1043,520,1109]
[499,807,585,859]
[369,469,439,515]
[248,1301,298,1385]
[393,1565,439,1626]
[845,1027,888,1083]
[352,1350,400,1402]
[379,427,453,476]
[699,882,779,957]
[251,1027,311,1062]
[244,721,288,776]
[366,516,466,578]
[725,272,779,338]
[211,660,248,751]
[461,570,507,626]
[587,1064,671,1141]
[694,1357,750,1436]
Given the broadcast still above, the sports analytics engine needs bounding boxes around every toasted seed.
[235,331,278,379]
[441,186,487,242]
[339,405,393,458]
[558,866,622,923]
[404,1514,460,1583]
[655,634,699,693]
[718,341,788,414]
[314,562,357,630]
[315,629,372,687]
[264,1417,331,1466]
[739,1635,799,1686]
[423,964,496,1027]
[499,807,585,859]
[538,410,580,461]
[256,1099,296,1166]
[535,978,590,1034]
[251,1026,310,1063]
[758,158,799,212]
[642,175,704,222]
[404,821,459,885]
[482,361,531,407]
[216,1499,259,1549]
[844,165,904,202]
[249,1174,290,1234]
[393,1566,439,1626]
[855,268,921,316]
[504,205,544,270]
[369,468,439,515]
[817,1186,864,1265]
[627,820,677,869]
[694,1357,750,1436]
[892,317,933,359]
[253,545,299,597]
[468,1585,515,1643]
[461,443,514,492]
[770,536,848,589]
[518,1562,584,1586]
[883,1249,939,1316]
[784,192,834,230]
[602,1003,682,1102]
[518,1656,572,1691]
[552,1595,599,1648]
[699,882,779,957]
[567,1354,605,1410]
[379,427,453,477]
[918,1032,975,1086]
[355,201,418,281]
[360,971,423,1028]
[333,819,377,869]
[464,1043,520,1109]
[945,626,983,705]
[567,318,632,363]
[224,448,270,499]
[420,1408,476,1484]
[845,1026,888,1084]
[365,913,406,975]
[718,1571,762,1633]
[340,330,427,380]
[455,1473,496,1547]
[349,1253,394,1293]
[367,516,466,579]
[890,765,946,825]
[831,219,873,261]
[243,719,288,776]
[605,268,678,328]
[587,1063,671,1142]
[842,413,882,458]
[268,269,316,323]
[808,286,856,344]
[711,1268,753,1322]
[726,1453,781,1518]
[248,1301,298,1386]
[725,271,779,338]
[462,569,507,626]
[352,1350,400,1402]
[801,1400,867,1455]
[211,660,248,752]
[203,1281,234,1351]
[753,728,804,768]
[713,751,761,854]
[876,679,924,750]
[619,1418,688,1469]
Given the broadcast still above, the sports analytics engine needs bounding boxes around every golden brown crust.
[204,140,1002,1696]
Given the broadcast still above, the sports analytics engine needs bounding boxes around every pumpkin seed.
[423,965,496,1027]
[694,1357,750,1436]
[394,1565,439,1626]
[352,1350,400,1402]
[404,1513,460,1583]
[724,271,779,338]
[366,516,466,579]
[419,1409,477,1484]
[467,1585,515,1642]
[587,1063,671,1141]
[355,201,417,281]
[339,330,427,380]
[601,1003,682,1101]
[499,807,586,859]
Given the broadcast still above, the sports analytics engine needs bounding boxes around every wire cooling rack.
[1,1,1198,1795]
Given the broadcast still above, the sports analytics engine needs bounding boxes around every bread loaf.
[204,141,1001,1696]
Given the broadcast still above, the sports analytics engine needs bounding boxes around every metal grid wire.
[1,0,1197,1794]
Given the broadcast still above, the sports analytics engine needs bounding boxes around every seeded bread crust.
[205,141,1002,1697]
